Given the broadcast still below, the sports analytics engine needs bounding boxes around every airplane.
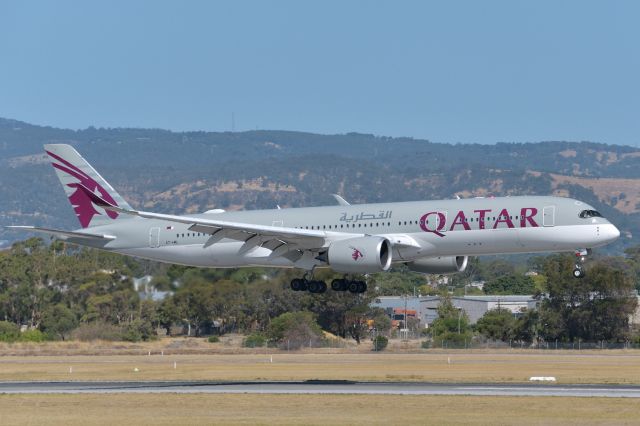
[8,144,620,294]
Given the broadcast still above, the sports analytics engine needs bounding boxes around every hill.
[1,117,639,253]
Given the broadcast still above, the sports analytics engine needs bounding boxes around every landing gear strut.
[573,249,590,279]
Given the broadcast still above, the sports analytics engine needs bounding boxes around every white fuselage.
[82,195,620,269]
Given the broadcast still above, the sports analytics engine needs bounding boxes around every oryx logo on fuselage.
[351,247,364,261]
[46,150,119,228]
[420,207,539,237]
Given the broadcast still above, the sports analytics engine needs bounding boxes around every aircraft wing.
[6,226,116,241]
[75,184,327,253]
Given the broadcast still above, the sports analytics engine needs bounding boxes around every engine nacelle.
[407,256,468,274]
[328,236,392,273]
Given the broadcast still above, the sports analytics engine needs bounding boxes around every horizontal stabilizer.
[6,226,116,241]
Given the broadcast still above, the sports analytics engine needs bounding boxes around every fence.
[427,339,640,350]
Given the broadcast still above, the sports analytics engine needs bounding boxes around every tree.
[41,304,77,341]
[429,296,471,346]
[476,308,516,341]
[512,309,540,345]
[483,274,535,295]
[477,259,515,282]
[538,255,637,342]
[267,311,324,349]
[370,308,392,335]
[172,277,215,336]
[158,298,180,336]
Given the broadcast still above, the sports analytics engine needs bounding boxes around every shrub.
[0,321,20,342]
[267,311,325,350]
[122,319,156,342]
[41,304,77,341]
[421,340,431,349]
[71,322,123,341]
[243,333,266,348]
[21,329,47,342]
[372,335,388,351]
[208,336,220,343]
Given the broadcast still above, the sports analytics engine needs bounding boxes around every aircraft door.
[435,210,448,234]
[543,206,555,227]
[149,227,160,248]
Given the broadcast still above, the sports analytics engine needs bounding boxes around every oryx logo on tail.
[45,147,121,228]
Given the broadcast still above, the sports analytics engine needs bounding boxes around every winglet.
[332,194,351,206]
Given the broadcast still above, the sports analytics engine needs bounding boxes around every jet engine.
[407,256,468,274]
[327,236,392,273]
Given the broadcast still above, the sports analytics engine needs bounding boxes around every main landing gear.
[573,248,590,279]
[289,277,367,294]
[290,278,327,293]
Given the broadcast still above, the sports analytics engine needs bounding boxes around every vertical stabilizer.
[44,144,133,228]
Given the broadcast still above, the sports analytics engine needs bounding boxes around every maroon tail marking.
[46,150,119,228]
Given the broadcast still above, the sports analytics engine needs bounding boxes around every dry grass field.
[0,394,638,425]
[2,339,639,425]
[1,350,640,384]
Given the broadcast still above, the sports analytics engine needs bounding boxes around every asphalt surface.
[1,381,640,397]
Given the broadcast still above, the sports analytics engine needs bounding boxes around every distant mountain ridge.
[1,117,639,253]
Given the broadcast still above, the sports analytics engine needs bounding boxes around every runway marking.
[1,381,640,397]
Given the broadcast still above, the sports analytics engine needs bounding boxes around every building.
[371,295,536,327]
[451,295,537,324]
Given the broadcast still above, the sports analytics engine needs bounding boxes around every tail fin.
[44,144,134,228]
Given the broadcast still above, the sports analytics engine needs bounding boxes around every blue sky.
[1,1,638,145]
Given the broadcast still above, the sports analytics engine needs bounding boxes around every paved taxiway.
[1,381,640,397]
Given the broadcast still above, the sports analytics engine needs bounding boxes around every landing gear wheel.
[573,268,585,279]
[331,279,344,291]
[307,280,327,294]
[348,281,360,294]
[290,278,304,291]
[357,281,367,293]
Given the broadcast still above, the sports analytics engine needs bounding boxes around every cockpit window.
[579,210,602,219]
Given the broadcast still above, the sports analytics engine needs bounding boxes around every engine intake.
[407,256,468,274]
[328,236,392,273]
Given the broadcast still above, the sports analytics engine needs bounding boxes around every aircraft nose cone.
[602,224,620,242]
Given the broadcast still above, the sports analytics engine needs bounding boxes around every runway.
[1,381,640,397]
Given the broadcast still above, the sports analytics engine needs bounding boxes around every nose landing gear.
[573,249,590,279]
